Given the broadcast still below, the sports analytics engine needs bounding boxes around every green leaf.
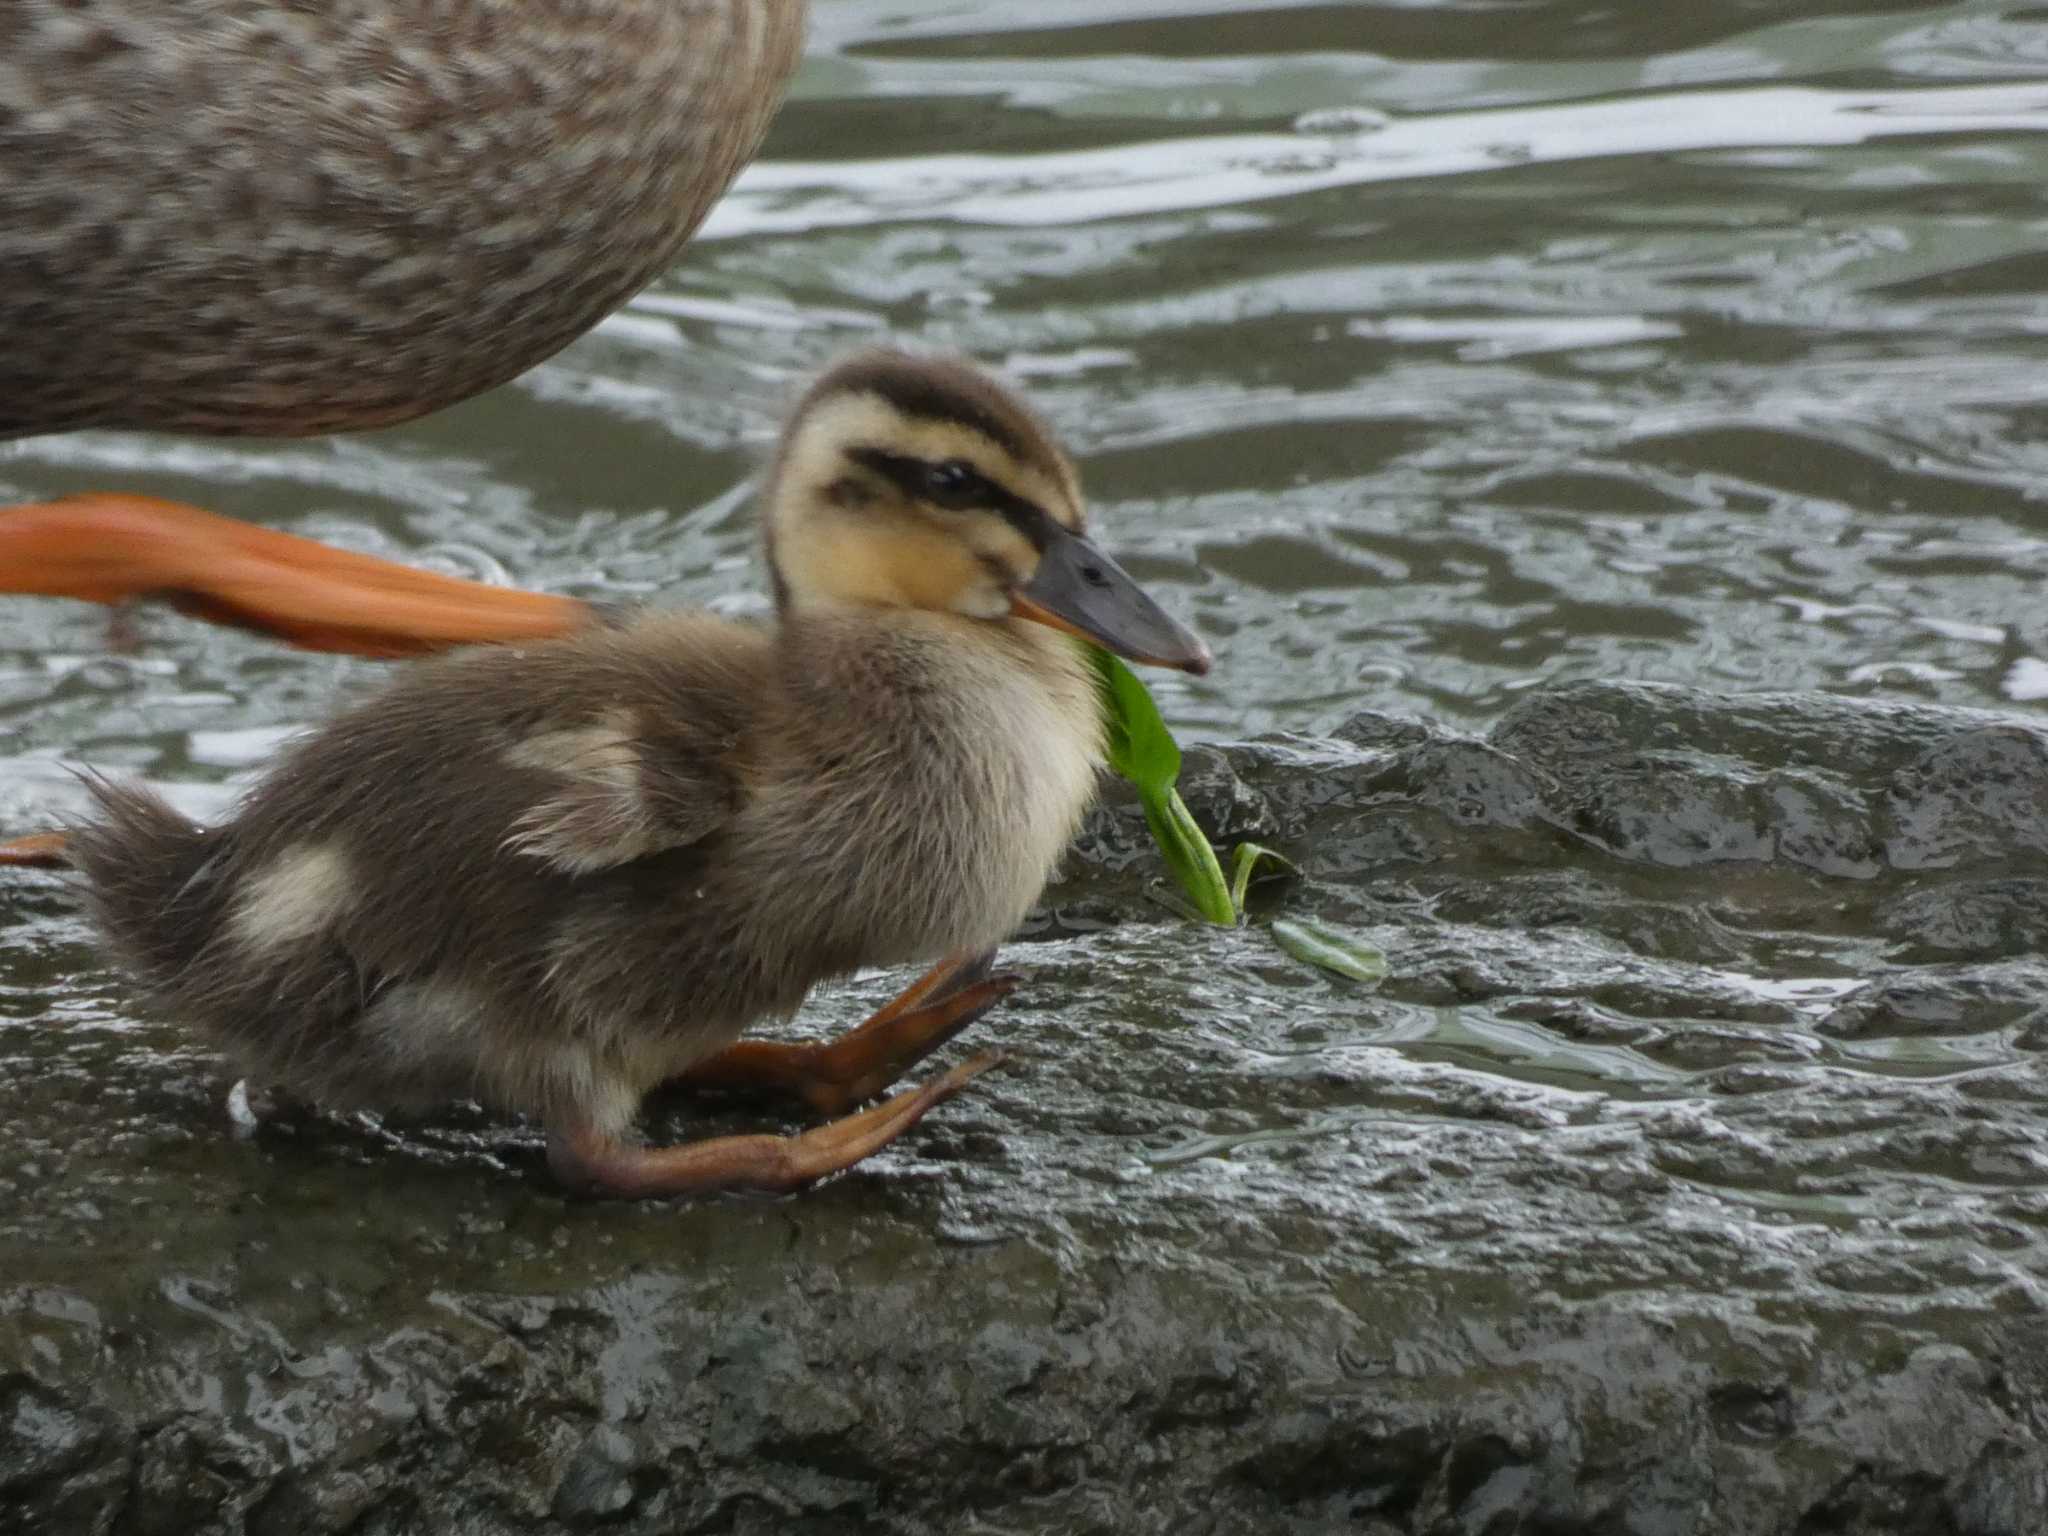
[1227,842,1298,914]
[1088,645,1181,796]
[1086,645,1390,978]
[1089,645,1235,922]
[1153,787,1235,925]
[1270,918,1388,983]
[1086,646,1393,980]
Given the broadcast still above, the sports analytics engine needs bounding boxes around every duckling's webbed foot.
[549,1050,1002,1199]
[676,948,1020,1116]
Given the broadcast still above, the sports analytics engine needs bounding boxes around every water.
[7,0,2048,761]
[3,12,2047,1519]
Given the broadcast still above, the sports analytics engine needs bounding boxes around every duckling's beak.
[1010,526,1211,676]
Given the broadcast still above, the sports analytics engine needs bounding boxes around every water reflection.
[701,82,2048,234]
[7,0,2048,741]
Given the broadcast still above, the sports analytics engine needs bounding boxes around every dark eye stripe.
[846,447,1060,551]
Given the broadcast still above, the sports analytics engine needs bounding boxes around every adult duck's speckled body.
[0,0,805,438]
[65,350,1211,1197]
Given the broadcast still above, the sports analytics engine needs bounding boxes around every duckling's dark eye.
[921,459,984,509]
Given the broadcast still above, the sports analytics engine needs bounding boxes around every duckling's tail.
[62,778,233,1004]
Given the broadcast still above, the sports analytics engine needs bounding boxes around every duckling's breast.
[735,613,1105,976]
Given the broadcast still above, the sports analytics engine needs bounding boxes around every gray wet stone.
[551,1424,644,1525]
[2,680,2046,1533]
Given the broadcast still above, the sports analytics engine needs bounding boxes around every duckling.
[63,349,1211,1198]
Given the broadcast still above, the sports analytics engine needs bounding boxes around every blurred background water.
[8,0,2048,779]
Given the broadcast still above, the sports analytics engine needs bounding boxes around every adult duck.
[1,0,804,437]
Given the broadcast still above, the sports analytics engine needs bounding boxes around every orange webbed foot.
[0,831,69,869]
[676,949,1020,1116]
[549,1051,1004,1199]
[0,493,593,657]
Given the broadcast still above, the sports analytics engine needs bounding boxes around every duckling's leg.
[676,949,1020,1116]
[548,1051,1001,1199]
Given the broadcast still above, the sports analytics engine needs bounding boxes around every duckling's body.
[62,350,1207,1196]
[77,607,1097,1139]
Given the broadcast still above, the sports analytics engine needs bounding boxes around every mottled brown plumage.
[0,0,805,438]
[63,350,1210,1197]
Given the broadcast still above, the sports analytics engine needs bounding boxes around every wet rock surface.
[2,680,2045,1534]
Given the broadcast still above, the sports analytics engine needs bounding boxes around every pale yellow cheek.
[949,524,1039,619]
[783,515,1016,616]
[777,515,898,606]
[969,522,1039,579]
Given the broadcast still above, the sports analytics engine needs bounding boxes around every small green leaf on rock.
[1153,787,1235,925]
[1271,918,1387,983]
[1227,842,1298,915]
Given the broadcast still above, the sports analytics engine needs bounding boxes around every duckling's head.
[762,349,1210,674]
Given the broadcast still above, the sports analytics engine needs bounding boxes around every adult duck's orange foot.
[0,495,594,659]
[0,498,591,866]
[0,831,69,869]
[676,948,1021,1116]
[548,1051,1004,1199]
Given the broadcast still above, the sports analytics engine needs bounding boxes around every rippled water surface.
[9,0,2048,755]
